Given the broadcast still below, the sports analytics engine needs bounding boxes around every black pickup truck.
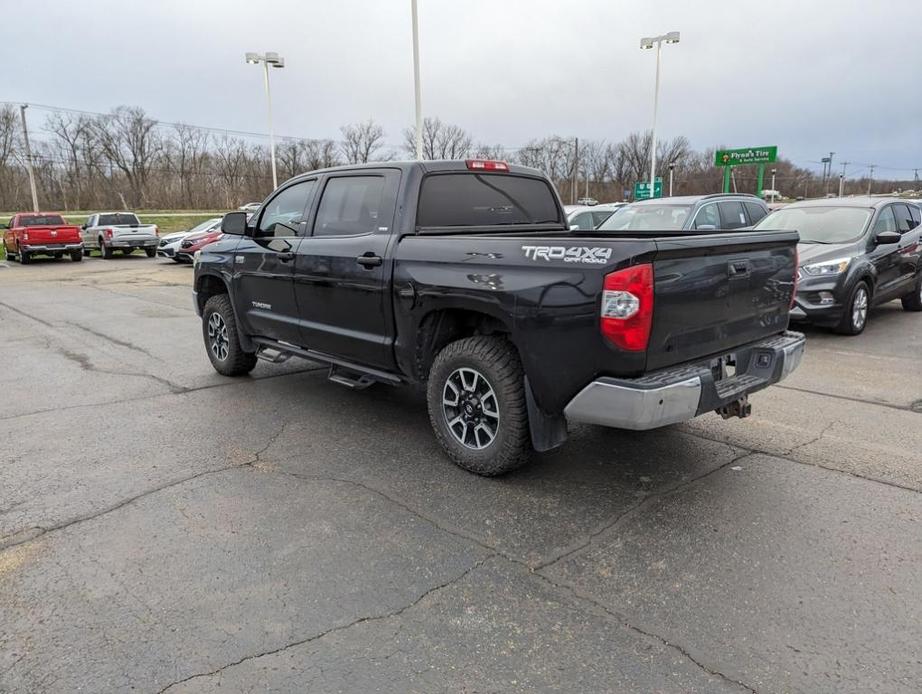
[193,160,804,475]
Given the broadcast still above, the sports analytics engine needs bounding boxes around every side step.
[327,365,376,390]
[255,346,291,364]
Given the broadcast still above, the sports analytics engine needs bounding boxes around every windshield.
[98,213,140,226]
[597,204,692,231]
[189,218,221,233]
[754,206,872,243]
[19,214,66,226]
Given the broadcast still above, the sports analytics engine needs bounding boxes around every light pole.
[246,51,285,189]
[640,31,680,199]
[770,168,777,203]
[19,105,39,212]
[668,162,675,196]
[411,0,423,160]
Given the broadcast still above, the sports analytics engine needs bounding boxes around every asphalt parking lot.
[1,255,921,693]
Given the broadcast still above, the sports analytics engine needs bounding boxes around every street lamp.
[640,31,680,199]
[410,0,423,160]
[246,51,285,189]
[770,168,777,203]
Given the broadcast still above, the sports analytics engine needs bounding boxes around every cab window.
[569,211,593,230]
[313,176,386,237]
[745,202,768,225]
[892,204,915,233]
[257,180,316,238]
[693,203,719,229]
[718,201,748,229]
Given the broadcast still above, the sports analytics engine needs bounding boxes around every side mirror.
[697,224,717,231]
[221,212,248,236]
[874,230,901,245]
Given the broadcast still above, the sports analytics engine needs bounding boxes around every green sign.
[634,178,663,199]
[715,146,778,167]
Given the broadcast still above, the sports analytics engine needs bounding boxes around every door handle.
[356,254,383,268]
[277,251,295,263]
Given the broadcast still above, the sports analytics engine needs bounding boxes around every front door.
[234,178,317,345]
[868,205,902,300]
[292,170,400,369]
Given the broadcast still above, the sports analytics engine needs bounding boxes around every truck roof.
[283,159,546,185]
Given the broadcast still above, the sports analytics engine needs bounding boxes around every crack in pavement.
[775,383,913,413]
[54,346,188,394]
[680,426,922,495]
[0,425,288,552]
[65,321,162,362]
[0,300,55,328]
[155,555,494,693]
[532,448,754,572]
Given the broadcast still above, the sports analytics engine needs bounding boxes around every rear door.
[292,169,400,368]
[646,231,798,370]
[892,203,922,290]
[234,178,317,345]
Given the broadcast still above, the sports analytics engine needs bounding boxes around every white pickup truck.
[81,212,159,258]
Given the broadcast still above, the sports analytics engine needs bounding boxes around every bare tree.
[340,119,385,164]
[91,106,162,207]
[403,117,472,160]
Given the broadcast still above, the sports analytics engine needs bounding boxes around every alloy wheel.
[852,287,868,330]
[442,367,500,450]
[207,312,229,361]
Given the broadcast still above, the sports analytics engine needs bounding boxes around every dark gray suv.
[597,193,770,232]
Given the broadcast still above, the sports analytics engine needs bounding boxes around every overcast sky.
[4,0,920,177]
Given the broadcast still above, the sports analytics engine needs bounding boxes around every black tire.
[82,247,91,256]
[835,280,870,335]
[900,274,922,312]
[100,238,112,259]
[144,248,156,258]
[202,294,257,377]
[3,243,14,261]
[19,248,30,264]
[70,251,82,262]
[426,336,531,476]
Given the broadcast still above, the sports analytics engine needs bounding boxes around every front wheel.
[145,248,156,258]
[900,274,922,312]
[836,280,870,335]
[202,294,257,377]
[426,336,531,476]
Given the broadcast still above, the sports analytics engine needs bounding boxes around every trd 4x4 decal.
[521,245,613,264]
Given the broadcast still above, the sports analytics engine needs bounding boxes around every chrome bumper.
[564,331,806,431]
[22,243,82,252]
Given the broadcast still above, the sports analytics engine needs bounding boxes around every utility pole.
[867,165,875,196]
[571,137,579,204]
[411,0,423,161]
[838,161,849,197]
[19,105,40,213]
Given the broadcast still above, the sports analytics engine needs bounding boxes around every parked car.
[3,213,83,263]
[598,193,770,232]
[752,197,922,334]
[239,202,262,214]
[193,160,803,476]
[566,202,627,230]
[157,217,223,261]
[81,212,159,258]
[176,227,223,263]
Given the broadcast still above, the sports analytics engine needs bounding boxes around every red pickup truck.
[3,213,84,264]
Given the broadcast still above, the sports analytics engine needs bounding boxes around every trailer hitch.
[717,395,751,420]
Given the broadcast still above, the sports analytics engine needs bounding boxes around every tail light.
[22,232,29,241]
[154,225,159,237]
[790,247,799,309]
[600,263,654,351]
[466,159,509,172]
[104,228,113,239]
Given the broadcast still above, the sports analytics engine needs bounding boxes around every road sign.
[715,146,778,167]
[634,178,663,199]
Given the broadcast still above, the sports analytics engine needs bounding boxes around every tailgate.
[21,225,81,243]
[112,225,155,239]
[646,231,798,371]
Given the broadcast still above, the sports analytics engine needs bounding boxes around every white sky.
[4,0,921,176]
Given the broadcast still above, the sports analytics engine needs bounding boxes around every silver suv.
[597,193,770,232]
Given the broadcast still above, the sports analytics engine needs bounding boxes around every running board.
[250,337,402,386]
[327,366,377,390]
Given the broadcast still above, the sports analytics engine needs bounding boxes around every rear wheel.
[144,248,156,258]
[3,243,14,261]
[202,294,257,377]
[900,274,922,312]
[70,250,82,262]
[100,238,112,259]
[836,280,870,335]
[426,336,531,476]
[19,248,31,264]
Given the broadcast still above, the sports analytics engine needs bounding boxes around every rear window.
[417,173,560,227]
[19,215,66,227]
[98,213,140,226]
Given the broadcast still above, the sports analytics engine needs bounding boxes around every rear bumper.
[109,238,158,248]
[564,331,805,430]
[22,243,82,253]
